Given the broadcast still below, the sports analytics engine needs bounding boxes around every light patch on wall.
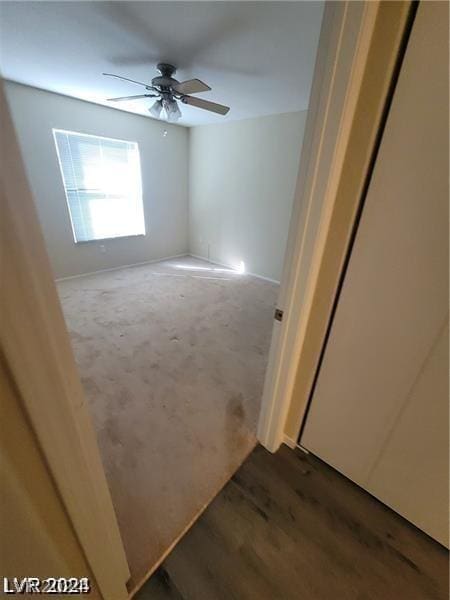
[236,261,246,274]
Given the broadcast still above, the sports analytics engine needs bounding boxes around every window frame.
[52,128,146,244]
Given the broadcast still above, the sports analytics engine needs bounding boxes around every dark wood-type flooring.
[135,445,448,600]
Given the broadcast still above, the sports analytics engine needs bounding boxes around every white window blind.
[53,129,145,243]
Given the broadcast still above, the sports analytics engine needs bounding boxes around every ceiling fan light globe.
[165,99,182,122]
[149,99,163,118]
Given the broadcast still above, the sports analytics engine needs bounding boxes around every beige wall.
[5,82,189,279]
[0,360,99,594]
[189,112,306,282]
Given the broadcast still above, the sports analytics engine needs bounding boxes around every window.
[53,129,145,243]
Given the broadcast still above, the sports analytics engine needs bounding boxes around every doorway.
[1,1,323,592]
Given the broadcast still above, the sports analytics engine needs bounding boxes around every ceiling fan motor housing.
[152,63,179,89]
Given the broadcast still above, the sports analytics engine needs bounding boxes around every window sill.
[74,234,146,245]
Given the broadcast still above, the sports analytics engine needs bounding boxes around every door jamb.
[257,1,413,452]
[1,85,130,599]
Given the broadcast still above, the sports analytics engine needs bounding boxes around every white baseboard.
[55,253,189,282]
[56,252,281,286]
[56,252,281,285]
[282,434,299,449]
[247,271,280,285]
[188,254,280,285]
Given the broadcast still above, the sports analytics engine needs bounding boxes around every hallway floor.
[57,257,278,591]
[137,445,449,600]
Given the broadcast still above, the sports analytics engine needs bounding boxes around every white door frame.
[1,85,130,599]
[257,0,413,452]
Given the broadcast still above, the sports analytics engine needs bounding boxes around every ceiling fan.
[103,63,230,122]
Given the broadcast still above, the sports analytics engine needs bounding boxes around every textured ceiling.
[0,1,324,127]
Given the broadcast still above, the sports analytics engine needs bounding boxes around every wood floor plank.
[209,481,353,599]
[241,446,447,599]
[135,568,185,600]
[276,447,448,587]
[136,445,449,600]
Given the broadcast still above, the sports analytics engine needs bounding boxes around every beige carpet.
[57,256,278,591]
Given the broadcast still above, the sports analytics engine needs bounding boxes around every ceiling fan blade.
[181,95,230,115]
[103,72,154,90]
[172,79,211,95]
[107,94,157,102]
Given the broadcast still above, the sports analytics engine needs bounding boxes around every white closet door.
[301,1,449,546]
[367,321,449,546]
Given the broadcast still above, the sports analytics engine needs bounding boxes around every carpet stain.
[227,394,246,422]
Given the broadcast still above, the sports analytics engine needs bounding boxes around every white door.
[301,1,449,547]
